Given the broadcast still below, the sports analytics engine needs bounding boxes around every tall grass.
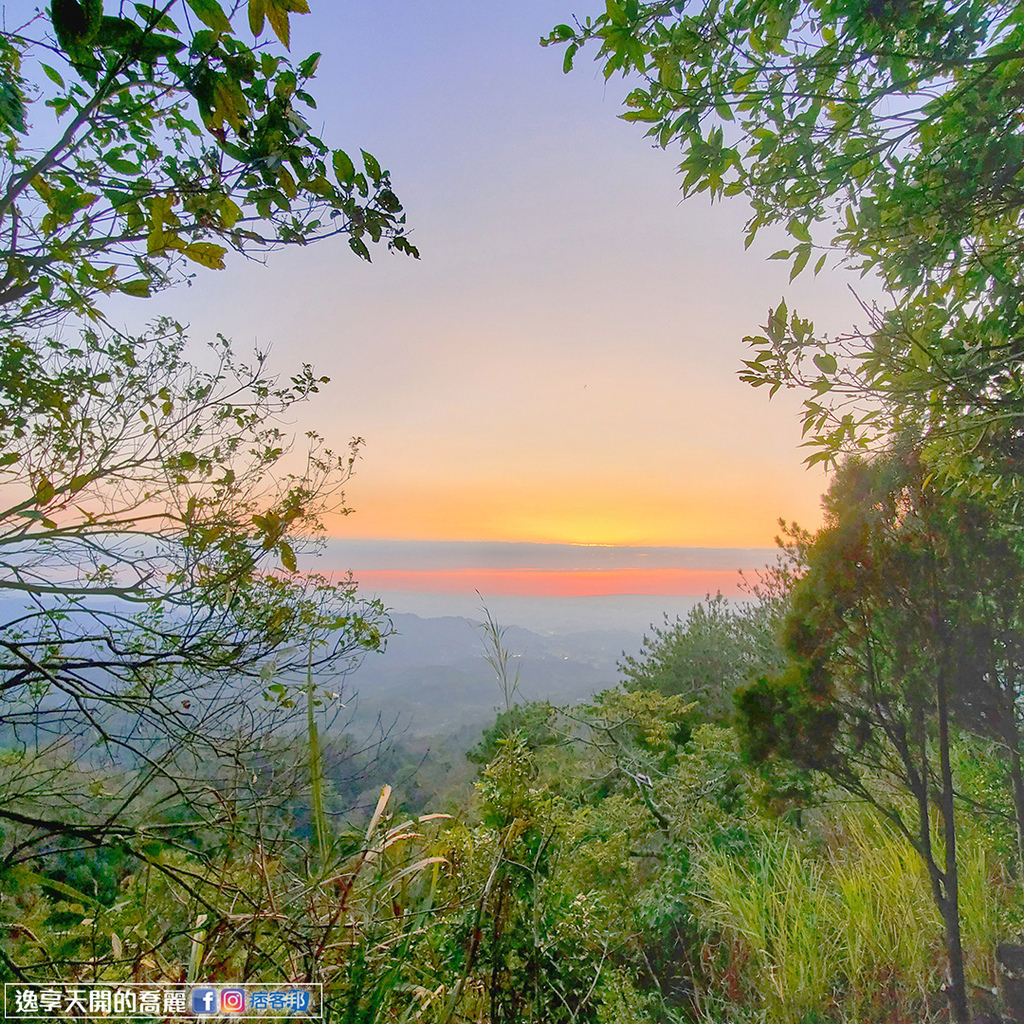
[823,806,942,1021]
[690,803,1021,1024]
[696,832,839,1024]
[307,644,330,869]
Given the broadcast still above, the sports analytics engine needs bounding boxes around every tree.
[736,453,1024,1023]
[619,586,790,726]
[467,702,560,767]
[0,0,416,330]
[0,321,387,873]
[0,0,408,918]
[546,0,1024,497]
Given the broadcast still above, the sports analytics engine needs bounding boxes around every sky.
[322,538,779,603]
[87,1,878,601]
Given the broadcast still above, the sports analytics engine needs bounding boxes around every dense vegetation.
[4,1,1024,1023]
[9,560,1024,1024]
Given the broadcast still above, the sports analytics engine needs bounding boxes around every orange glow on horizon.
[328,472,827,548]
[344,567,747,597]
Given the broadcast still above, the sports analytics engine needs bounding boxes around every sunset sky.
[104,0,876,599]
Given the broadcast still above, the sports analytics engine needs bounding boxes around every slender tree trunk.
[1005,720,1024,884]
[895,708,968,1021]
[1000,662,1024,883]
[938,664,970,1024]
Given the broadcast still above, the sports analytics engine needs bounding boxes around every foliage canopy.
[0,0,399,873]
[736,454,1024,1022]
[0,0,416,329]
[0,320,387,854]
[548,0,1024,497]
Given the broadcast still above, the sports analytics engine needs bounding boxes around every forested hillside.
[5,1,1024,1023]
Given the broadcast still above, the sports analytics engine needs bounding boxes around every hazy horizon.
[314,539,782,608]
[360,590,735,635]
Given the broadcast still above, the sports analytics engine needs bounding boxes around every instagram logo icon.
[220,990,245,1013]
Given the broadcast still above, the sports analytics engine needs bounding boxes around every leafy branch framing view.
[0,0,416,995]
[5,1,1024,1024]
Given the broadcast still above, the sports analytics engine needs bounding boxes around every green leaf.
[788,219,811,243]
[94,17,145,50]
[41,64,66,88]
[248,0,266,37]
[137,33,186,59]
[24,871,99,907]
[185,0,232,33]
[218,196,243,227]
[332,149,355,185]
[45,908,85,929]
[132,4,180,31]
[813,352,837,375]
[105,154,141,176]
[34,476,55,504]
[362,149,382,183]
[119,278,151,297]
[279,540,297,572]
[265,0,292,48]
[51,0,103,48]
[563,41,578,73]
[789,243,810,280]
[18,510,58,529]
[0,80,25,134]
[767,301,788,343]
[299,51,321,77]
[182,242,227,268]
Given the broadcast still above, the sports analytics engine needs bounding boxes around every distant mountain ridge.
[343,612,644,737]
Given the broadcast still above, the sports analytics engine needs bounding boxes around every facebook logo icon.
[192,989,218,1014]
